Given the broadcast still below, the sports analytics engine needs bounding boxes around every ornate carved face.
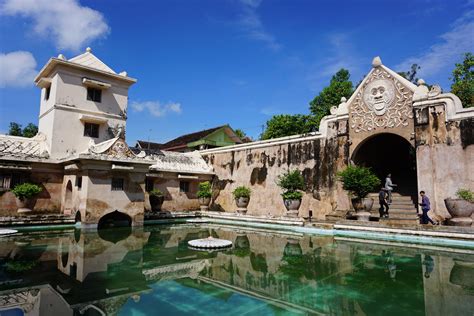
[363,79,395,115]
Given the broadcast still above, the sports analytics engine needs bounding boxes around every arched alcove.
[352,133,417,196]
[64,180,73,212]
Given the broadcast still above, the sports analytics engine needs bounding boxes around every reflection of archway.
[64,180,73,212]
[352,133,417,196]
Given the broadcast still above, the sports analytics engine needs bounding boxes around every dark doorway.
[352,133,417,196]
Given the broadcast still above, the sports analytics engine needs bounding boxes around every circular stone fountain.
[188,236,232,250]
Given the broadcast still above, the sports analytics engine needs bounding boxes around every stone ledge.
[200,211,305,226]
[0,214,74,227]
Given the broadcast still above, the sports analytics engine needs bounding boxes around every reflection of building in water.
[1,227,474,315]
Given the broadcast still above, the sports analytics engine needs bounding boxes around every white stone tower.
[34,48,137,159]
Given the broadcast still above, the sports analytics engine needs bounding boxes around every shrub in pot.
[197,181,212,211]
[233,186,251,214]
[149,189,165,212]
[278,170,304,217]
[445,189,474,226]
[337,166,380,221]
[11,183,42,213]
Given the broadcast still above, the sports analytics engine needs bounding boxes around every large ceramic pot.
[16,198,33,213]
[149,195,164,212]
[351,197,374,221]
[235,197,249,214]
[284,199,301,217]
[199,197,211,211]
[445,198,474,226]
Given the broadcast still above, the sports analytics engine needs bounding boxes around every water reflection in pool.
[0,224,473,315]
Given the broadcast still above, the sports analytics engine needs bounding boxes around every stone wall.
[0,163,63,216]
[415,108,474,218]
[202,127,350,219]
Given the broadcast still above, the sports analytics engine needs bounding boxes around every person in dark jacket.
[419,191,435,225]
[379,187,389,218]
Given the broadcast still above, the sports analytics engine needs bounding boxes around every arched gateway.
[352,133,417,197]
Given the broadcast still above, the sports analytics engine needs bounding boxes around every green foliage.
[8,122,38,138]
[234,129,246,139]
[11,183,42,200]
[309,69,353,128]
[5,260,37,272]
[398,64,421,84]
[8,122,22,136]
[260,114,317,140]
[337,165,380,199]
[278,170,304,191]
[232,186,251,199]
[278,170,304,200]
[281,191,303,200]
[450,52,474,108]
[22,123,38,138]
[149,189,164,197]
[456,188,474,202]
[197,181,212,198]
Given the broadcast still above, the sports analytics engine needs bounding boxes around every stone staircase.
[368,192,420,225]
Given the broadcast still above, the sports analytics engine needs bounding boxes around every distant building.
[136,125,243,152]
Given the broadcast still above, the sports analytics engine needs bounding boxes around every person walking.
[419,191,435,225]
[378,187,389,218]
[384,174,397,204]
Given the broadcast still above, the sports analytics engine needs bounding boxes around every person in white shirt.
[384,174,397,203]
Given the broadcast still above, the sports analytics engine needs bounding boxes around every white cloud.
[0,51,37,88]
[131,101,182,118]
[1,0,110,51]
[237,0,280,51]
[396,9,474,79]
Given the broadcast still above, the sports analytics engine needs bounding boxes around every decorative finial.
[86,47,92,53]
[417,79,425,86]
[372,56,382,68]
[57,54,66,60]
[340,97,347,103]
[119,71,128,76]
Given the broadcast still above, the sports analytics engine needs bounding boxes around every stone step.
[389,206,417,212]
[385,209,418,215]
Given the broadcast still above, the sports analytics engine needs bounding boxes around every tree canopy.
[450,52,473,108]
[8,122,38,138]
[398,64,421,84]
[234,129,246,139]
[309,69,353,127]
[260,114,317,140]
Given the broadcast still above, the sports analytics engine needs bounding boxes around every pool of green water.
[0,223,473,315]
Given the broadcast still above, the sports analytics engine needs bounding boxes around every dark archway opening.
[97,210,132,243]
[352,133,417,197]
[64,180,73,211]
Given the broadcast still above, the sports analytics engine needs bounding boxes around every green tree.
[8,122,22,136]
[309,69,353,127]
[22,123,38,138]
[260,114,317,140]
[398,64,421,84]
[234,129,246,139]
[450,52,474,108]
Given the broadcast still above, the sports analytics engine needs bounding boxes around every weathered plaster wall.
[415,109,474,218]
[0,163,63,215]
[202,125,350,219]
[79,169,146,226]
[146,177,201,211]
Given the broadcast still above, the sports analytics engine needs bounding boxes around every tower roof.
[34,47,136,85]
[68,47,116,74]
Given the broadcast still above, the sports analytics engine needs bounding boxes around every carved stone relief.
[350,68,413,133]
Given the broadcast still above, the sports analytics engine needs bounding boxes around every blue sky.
[0,0,473,143]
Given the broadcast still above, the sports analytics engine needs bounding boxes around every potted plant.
[11,183,42,213]
[445,189,474,226]
[337,166,380,221]
[233,186,251,214]
[149,189,165,212]
[197,181,212,211]
[277,170,304,217]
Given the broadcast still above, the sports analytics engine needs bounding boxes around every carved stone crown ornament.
[350,68,413,133]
